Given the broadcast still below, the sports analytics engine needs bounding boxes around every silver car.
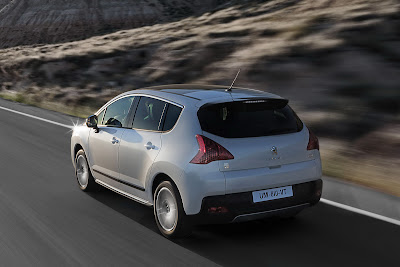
[71,84,322,238]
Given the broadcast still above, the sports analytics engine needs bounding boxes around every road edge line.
[321,198,400,226]
[0,105,73,129]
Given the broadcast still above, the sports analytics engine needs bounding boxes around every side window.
[103,96,135,128]
[132,97,166,131]
[162,104,182,131]
[97,109,105,125]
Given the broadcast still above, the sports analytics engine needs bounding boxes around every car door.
[118,96,167,189]
[88,95,135,181]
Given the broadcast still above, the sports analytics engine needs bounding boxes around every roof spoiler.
[199,98,289,109]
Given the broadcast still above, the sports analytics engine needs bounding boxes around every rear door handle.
[144,142,155,150]
[111,137,119,144]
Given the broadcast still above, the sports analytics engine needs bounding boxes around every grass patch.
[0,93,16,101]
[0,92,94,118]
[0,92,34,105]
[322,149,400,197]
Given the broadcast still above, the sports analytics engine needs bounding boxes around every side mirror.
[86,115,99,133]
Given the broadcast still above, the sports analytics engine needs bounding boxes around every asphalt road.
[0,99,399,267]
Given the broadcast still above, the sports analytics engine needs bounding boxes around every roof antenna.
[226,69,241,92]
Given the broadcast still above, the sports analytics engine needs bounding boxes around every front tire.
[154,181,192,239]
[75,149,98,191]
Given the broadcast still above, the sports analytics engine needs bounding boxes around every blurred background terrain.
[0,0,399,196]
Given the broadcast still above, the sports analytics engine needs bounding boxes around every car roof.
[122,84,284,108]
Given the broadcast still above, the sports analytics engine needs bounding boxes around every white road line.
[0,106,73,129]
[1,104,399,227]
[320,198,400,226]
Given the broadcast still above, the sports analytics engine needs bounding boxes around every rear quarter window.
[162,104,182,131]
[132,97,166,131]
[197,99,303,138]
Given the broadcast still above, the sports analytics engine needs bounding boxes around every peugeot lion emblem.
[271,146,278,155]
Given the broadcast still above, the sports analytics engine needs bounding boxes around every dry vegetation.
[0,0,399,195]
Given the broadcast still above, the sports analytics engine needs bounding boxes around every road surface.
[0,99,398,266]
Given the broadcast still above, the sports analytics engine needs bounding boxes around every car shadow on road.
[86,188,324,266]
[87,189,159,232]
[86,187,400,267]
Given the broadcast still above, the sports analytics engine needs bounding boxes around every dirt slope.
[0,0,219,48]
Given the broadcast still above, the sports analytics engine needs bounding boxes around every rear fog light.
[208,206,229,214]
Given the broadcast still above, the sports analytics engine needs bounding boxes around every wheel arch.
[146,160,187,204]
[74,143,84,157]
[151,173,178,201]
[71,143,84,168]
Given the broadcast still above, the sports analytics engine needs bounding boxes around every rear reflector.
[208,206,229,214]
[190,135,234,164]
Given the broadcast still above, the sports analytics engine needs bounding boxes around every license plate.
[252,186,293,203]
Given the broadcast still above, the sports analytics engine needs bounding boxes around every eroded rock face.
[0,0,9,9]
[0,0,218,48]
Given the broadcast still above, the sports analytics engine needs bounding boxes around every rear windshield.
[197,99,303,138]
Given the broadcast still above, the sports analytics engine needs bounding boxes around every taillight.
[307,128,319,150]
[190,135,234,164]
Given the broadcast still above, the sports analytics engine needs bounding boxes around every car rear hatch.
[197,99,311,172]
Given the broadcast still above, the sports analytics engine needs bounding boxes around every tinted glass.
[103,96,134,128]
[97,109,105,125]
[132,97,166,131]
[162,104,182,131]
[197,99,303,138]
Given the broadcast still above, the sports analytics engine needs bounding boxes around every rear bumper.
[187,179,322,225]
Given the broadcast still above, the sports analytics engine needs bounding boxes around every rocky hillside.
[0,0,220,48]
[0,0,399,195]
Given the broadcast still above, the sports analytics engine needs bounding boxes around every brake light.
[190,135,234,164]
[307,129,319,150]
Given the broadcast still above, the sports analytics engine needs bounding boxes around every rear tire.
[154,181,192,239]
[75,149,99,192]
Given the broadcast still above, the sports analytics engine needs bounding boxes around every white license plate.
[252,186,293,203]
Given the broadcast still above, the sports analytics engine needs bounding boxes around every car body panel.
[223,158,321,194]
[118,129,162,189]
[87,127,124,180]
[179,162,226,215]
[201,127,312,172]
[144,106,204,208]
[71,124,90,168]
